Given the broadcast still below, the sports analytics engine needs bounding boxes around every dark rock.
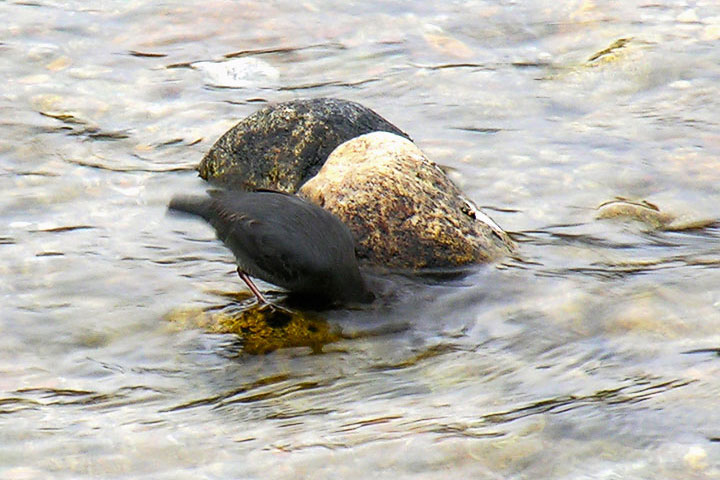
[198,98,410,192]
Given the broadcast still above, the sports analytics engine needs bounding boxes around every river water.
[2,1,720,478]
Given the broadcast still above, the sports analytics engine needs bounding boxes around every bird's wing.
[213,194,333,290]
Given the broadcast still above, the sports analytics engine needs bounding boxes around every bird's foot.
[237,268,269,305]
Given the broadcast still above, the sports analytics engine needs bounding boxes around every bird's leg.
[237,268,268,305]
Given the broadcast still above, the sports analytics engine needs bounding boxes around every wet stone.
[299,132,516,270]
[197,98,410,192]
[167,304,339,355]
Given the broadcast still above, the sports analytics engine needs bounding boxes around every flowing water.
[2,1,720,478]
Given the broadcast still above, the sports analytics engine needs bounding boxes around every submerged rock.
[596,197,715,231]
[198,98,410,192]
[299,132,515,270]
[585,37,633,65]
[167,304,339,355]
[167,301,412,354]
[192,57,280,89]
[596,198,673,230]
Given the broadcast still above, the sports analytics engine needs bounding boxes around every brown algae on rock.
[167,304,340,354]
[596,197,716,231]
[549,37,653,91]
[596,198,673,229]
[299,132,515,270]
[165,303,409,354]
[586,38,633,65]
[198,98,410,192]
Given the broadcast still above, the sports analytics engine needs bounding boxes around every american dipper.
[168,190,373,305]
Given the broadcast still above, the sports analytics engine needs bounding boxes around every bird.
[168,189,373,305]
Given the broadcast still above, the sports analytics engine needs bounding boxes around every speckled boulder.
[198,98,410,192]
[299,132,515,270]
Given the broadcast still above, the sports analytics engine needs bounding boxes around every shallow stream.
[2,1,720,478]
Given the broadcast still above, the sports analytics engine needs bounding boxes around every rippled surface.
[2,1,720,478]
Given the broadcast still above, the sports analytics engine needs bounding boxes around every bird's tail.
[168,195,213,220]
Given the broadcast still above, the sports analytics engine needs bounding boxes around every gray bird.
[168,190,373,305]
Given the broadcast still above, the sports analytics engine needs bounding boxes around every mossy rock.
[167,303,339,355]
[198,98,410,192]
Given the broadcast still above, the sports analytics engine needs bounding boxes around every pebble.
[677,9,699,23]
[423,28,474,59]
[45,56,71,72]
[702,23,720,40]
[27,43,60,61]
[69,66,113,79]
[683,445,707,471]
[192,57,279,89]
